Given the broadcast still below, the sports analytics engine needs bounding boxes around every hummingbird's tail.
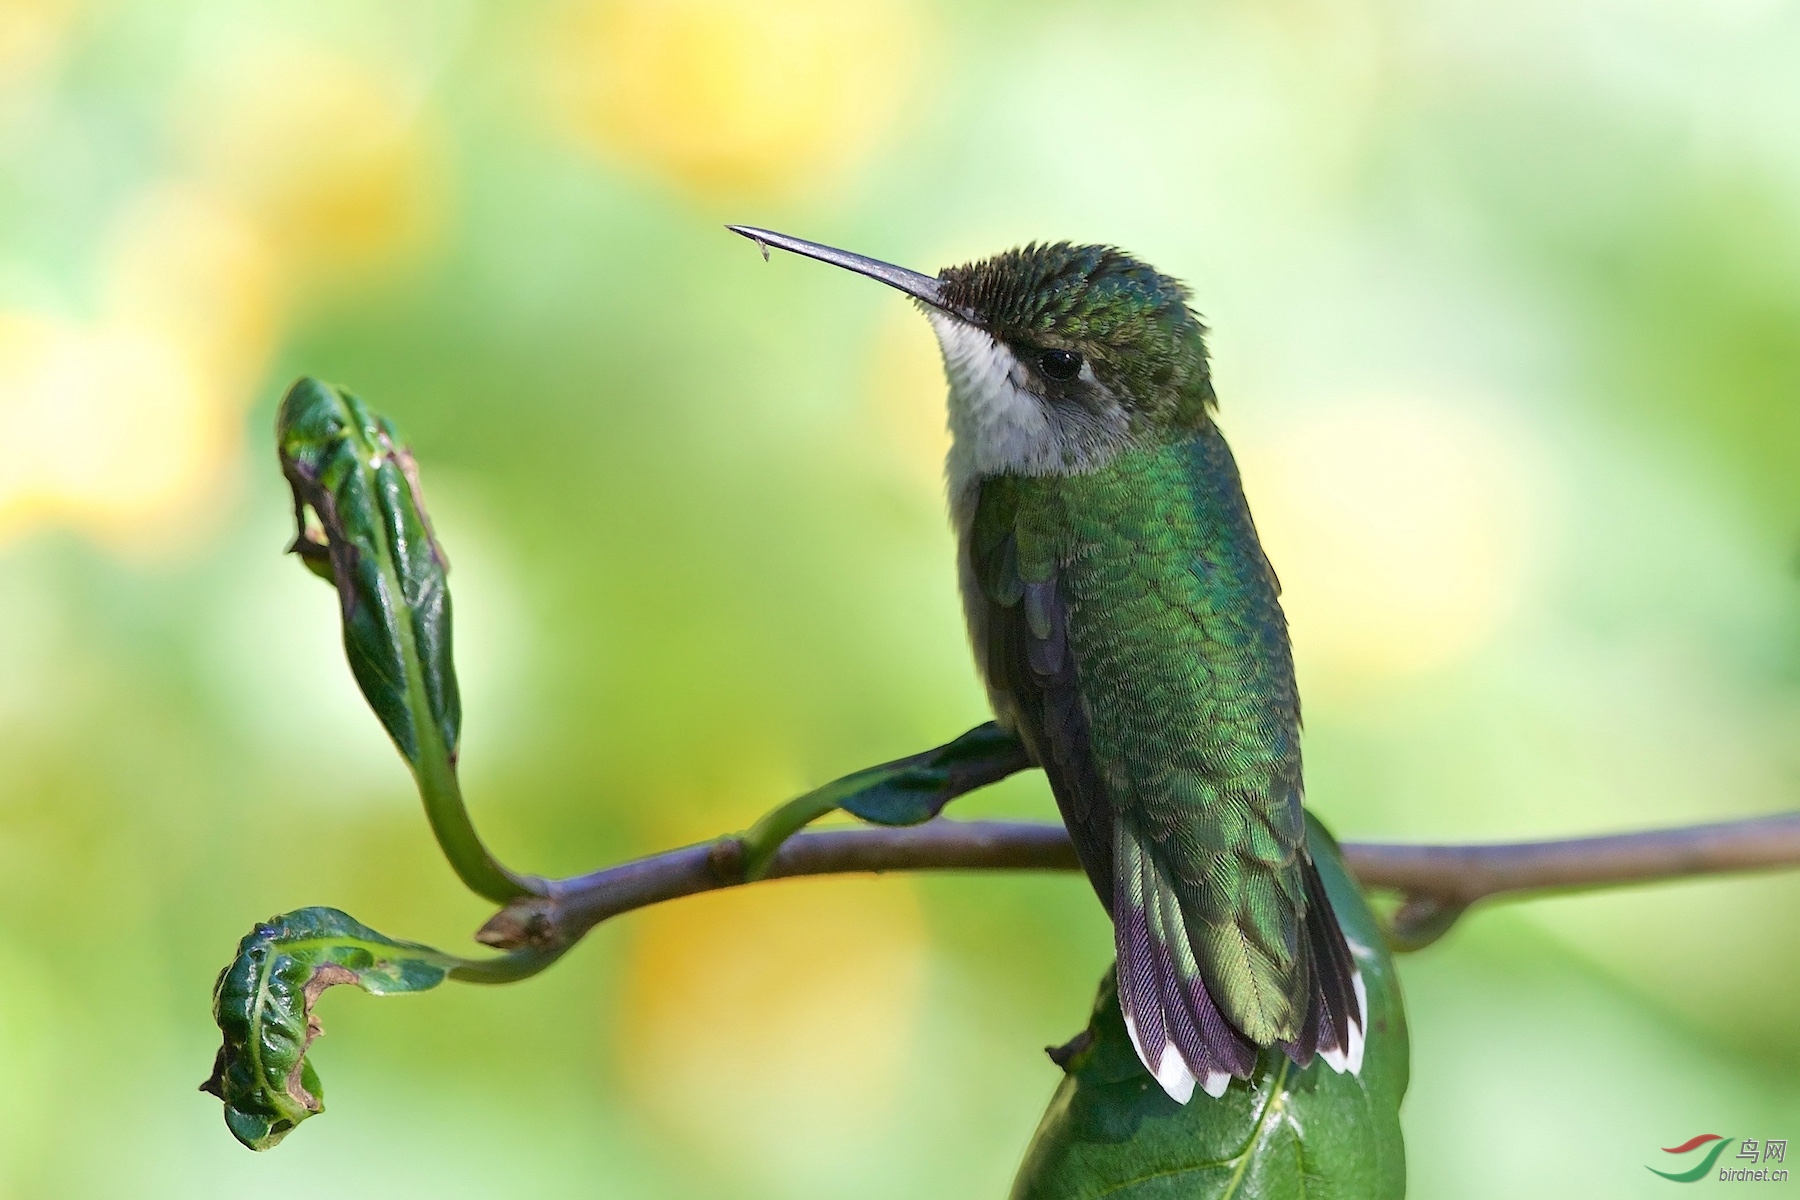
[1297,853,1368,1078]
[1114,824,1366,1104]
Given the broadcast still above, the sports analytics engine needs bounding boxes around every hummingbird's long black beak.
[726,225,972,321]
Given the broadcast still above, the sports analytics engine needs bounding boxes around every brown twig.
[476,811,1800,955]
[1348,811,1800,948]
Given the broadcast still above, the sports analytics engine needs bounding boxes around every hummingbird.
[728,225,1365,1103]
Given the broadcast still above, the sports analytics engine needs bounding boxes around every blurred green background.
[1,0,1798,1194]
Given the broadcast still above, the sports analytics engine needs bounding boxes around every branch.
[473,716,1800,956]
[475,820,1078,950]
[476,811,1800,955]
[1347,811,1800,948]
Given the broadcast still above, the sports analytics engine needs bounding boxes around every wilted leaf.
[201,907,458,1151]
[1012,816,1408,1199]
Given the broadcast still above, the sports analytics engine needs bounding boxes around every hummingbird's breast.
[958,427,1301,804]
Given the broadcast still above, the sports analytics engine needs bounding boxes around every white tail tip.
[1319,959,1370,1077]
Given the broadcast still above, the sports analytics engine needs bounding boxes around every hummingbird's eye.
[1038,348,1082,381]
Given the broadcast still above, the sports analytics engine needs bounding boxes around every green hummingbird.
[729,225,1365,1102]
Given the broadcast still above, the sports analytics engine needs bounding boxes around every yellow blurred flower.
[616,875,927,1187]
[0,312,222,544]
[103,184,280,407]
[174,43,444,279]
[0,28,451,552]
[548,0,922,198]
[0,0,78,95]
[0,186,277,550]
[1242,395,1546,690]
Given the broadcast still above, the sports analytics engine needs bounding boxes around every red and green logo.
[1652,1134,1790,1183]
[1651,1135,1734,1182]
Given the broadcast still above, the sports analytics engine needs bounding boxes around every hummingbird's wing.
[967,430,1364,1103]
[964,479,1118,905]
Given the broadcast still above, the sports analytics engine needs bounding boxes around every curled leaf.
[276,377,532,903]
[1011,816,1409,1199]
[201,908,458,1151]
[277,377,457,767]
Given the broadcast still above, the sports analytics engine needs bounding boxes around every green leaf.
[1011,816,1409,1200]
[838,722,1029,826]
[277,377,458,768]
[737,722,1031,879]
[276,377,532,903]
[200,907,458,1151]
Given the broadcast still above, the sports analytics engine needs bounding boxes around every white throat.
[928,312,1128,497]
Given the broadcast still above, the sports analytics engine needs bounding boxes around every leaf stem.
[361,424,537,905]
[737,785,854,883]
[409,740,542,904]
[445,945,568,985]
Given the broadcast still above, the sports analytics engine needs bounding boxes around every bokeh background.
[1,0,1797,1194]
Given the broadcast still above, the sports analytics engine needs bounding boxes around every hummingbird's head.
[932,242,1215,474]
[729,228,1215,483]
